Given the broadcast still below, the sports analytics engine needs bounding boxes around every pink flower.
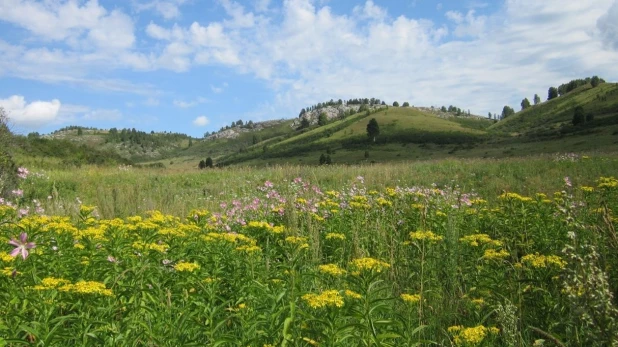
[564,177,572,187]
[11,189,23,197]
[264,181,274,188]
[9,233,36,260]
[17,167,29,179]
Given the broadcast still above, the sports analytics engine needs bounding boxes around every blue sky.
[0,0,617,137]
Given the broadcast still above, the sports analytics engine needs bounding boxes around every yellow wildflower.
[344,290,362,299]
[325,233,346,240]
[349,257,390,273]
[174,262,200,272]
[302,290,344,309]
[409,230,443,242]
[59,280,113,296]
[482,249,509,261]
[318,264,347,276]
[0,252,15,263]
[521,253,566,269]
[449,325,499,346]
[459,234,502,247]
[401,293,421,304]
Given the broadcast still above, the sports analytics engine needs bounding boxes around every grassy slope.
[490,83,618,134]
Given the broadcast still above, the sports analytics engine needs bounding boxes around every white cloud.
[0,95,61,129]
[83,109,122,121]
[446,10,487,37]
[144,98,160,106]
[193,115,210,126]
[135,0,188,20]
[173,97,208,108]
[210,83,228,94]
[597,0,618,50]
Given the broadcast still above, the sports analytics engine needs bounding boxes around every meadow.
[2,154,618,346]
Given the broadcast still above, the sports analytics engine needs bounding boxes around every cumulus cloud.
[192,115,210,126]
[135,0,188,20]
[0,95,61,129]
[597,0,618,50]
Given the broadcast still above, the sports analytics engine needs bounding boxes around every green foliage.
[521,98,531,110]
[367,118,380,142]
[534,94,541,105]
[393,101,399,107]
[205,157,214,168]
[0,108,18,198]
[402,102,410,107]
[298,118,311,130]
[318,113,328,126]
[548,87,559,100]
[501,105,515,119]
[572,106,586,126]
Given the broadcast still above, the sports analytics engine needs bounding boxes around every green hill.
[490,82,618,135]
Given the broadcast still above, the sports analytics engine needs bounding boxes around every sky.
[0,0,617,137]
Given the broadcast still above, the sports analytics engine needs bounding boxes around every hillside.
[490,82,618,135]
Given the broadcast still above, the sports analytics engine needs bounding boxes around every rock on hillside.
[206,119,287,140]
[292,104,386,128]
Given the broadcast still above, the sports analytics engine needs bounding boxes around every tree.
[198,160,206,169]
[188,138,193,147]
[402,102,410,107]
[252,134,260,145]
[319,154,326,165]
[366,118,380,142]
[572,106,585,126]
[534,94,541,105]
[318,112,328,126]
[77,128,83,136]
[298,118,310,130]
[392,101,399,107]
[325,155,332,165]
[548,87,558,100]
[441,106,447,112]
[521,98,531,110]
[501,106,515,119]
[591,75,600,88]
[205,157,214,168]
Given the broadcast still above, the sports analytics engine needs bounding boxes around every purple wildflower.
[8,233,36,260]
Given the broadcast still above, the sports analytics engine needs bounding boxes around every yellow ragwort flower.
[174,262,200,272]
[302,290,344,309]
[349,257,390,273]
[401,293,421,304]
[409,230,443,243]
[318,264,347,276]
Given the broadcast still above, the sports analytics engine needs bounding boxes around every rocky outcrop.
[205,119,287,140]
[291,104,386,128]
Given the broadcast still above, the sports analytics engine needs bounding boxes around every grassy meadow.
[2,154,618,346]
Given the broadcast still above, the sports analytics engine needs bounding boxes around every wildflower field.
[2,156,618,346]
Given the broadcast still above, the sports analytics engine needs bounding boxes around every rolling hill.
[8,78,618,169]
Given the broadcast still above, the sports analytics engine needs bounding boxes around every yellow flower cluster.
[482,249,509,261]
[598,177,618,189]
[202,232,254,244]
[245,221,285,234]
[459,234,502,247]
[318,264,347,276]
[499,192,534,203]
[401,293,421,304]
[74,226,108,241]
[32,277,71,290]
[285,236,309,249]
[448,325,499,346]
[235,245,262,253]
[580,186,594,193]
[60,280,113,296]
[409,230,443,242]
[132,241,169,253]
[344,290,362,299]
[349,257,390,273]
[174,262,200,272]
[1,267,18,276]
[146,210,178,225]
[376,197,392,207]
[79,205,97,215]
[0,252,15,263]
[302,290,344,309]
[520,253,566,269]
[325,233,345,240]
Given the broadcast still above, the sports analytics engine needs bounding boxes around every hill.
[490,82,618,136]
